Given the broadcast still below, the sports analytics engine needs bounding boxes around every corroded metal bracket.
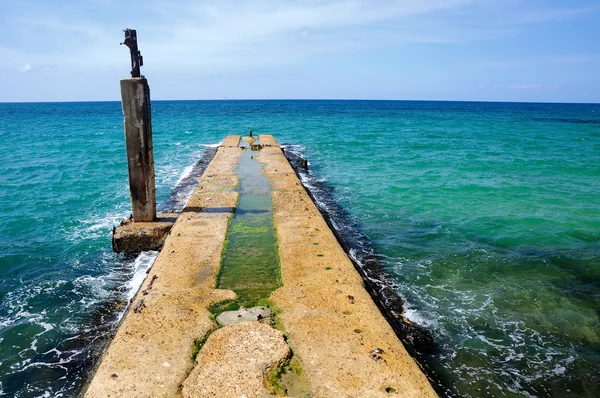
[121,28,144,78]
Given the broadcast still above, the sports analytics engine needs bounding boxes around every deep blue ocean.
[0,100,598,397]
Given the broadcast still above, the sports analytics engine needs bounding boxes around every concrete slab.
[259,134,278,147]
[181,322,291,398]
[216,306,273,326]
[112,213,177,254]
[83,147,242,398]
[220,135,241,147]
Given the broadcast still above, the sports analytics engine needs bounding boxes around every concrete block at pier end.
[259,134,278,147]
[221,135,241,147]
[112,213,176,254]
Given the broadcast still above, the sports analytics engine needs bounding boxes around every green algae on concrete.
[268,355,310,397]
[216,145,281,308]
[191,332,213,362]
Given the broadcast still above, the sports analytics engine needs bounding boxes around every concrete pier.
[84,135,436,397]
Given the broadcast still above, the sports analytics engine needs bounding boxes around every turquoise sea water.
[0,100,598,397]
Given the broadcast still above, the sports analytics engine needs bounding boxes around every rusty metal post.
[121,28,143,78]
[120,29,156,222]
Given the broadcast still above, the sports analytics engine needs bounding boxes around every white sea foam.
[175,164,194,185]
[280,144,306,153]
[348,248,359,263]
[125,251,158,301]
[403,306,438,329]
[21,360,68,372]
[67,250,157,324]
[42,348,62,356]
[23,321,55,355]
[73,275,111,302]
[552,364,566,376]
[10,358,32,371]
[298,172,311,184]
[156,145,214,206]
[67,208,130,243]
[38,322,54,333]
[477,334,506,351]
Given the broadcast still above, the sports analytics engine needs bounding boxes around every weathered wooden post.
[120,28,156,222]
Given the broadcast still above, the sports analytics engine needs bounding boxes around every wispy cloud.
[140,0,475,71]
[1,0,479,72]
[508,83,558,91]
[18,64,31,72]
[505,4,600,24]
[0,0,598,102]
[3,0,597,74]
[476,54,600,70]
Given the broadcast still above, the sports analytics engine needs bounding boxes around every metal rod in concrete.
[120,77,156,222]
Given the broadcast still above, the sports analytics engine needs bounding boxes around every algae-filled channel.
[217,143,281,307]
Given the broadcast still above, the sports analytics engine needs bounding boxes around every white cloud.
[18,64,31,72]
[138,0,475,70]
[5,0,597,76]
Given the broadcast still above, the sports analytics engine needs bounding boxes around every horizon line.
[1,98,599,105]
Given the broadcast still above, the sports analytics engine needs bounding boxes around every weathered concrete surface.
[257,135,437,397]
[259,134,278,147]
[83,144,242,398]
[86,133,435,397]
[112,213,176,254]
[221,135,241,147]
[121,78,156,222]
[216,306,273,326]
[181,322,291,397]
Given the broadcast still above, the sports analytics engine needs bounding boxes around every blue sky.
[1,0,598,102]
